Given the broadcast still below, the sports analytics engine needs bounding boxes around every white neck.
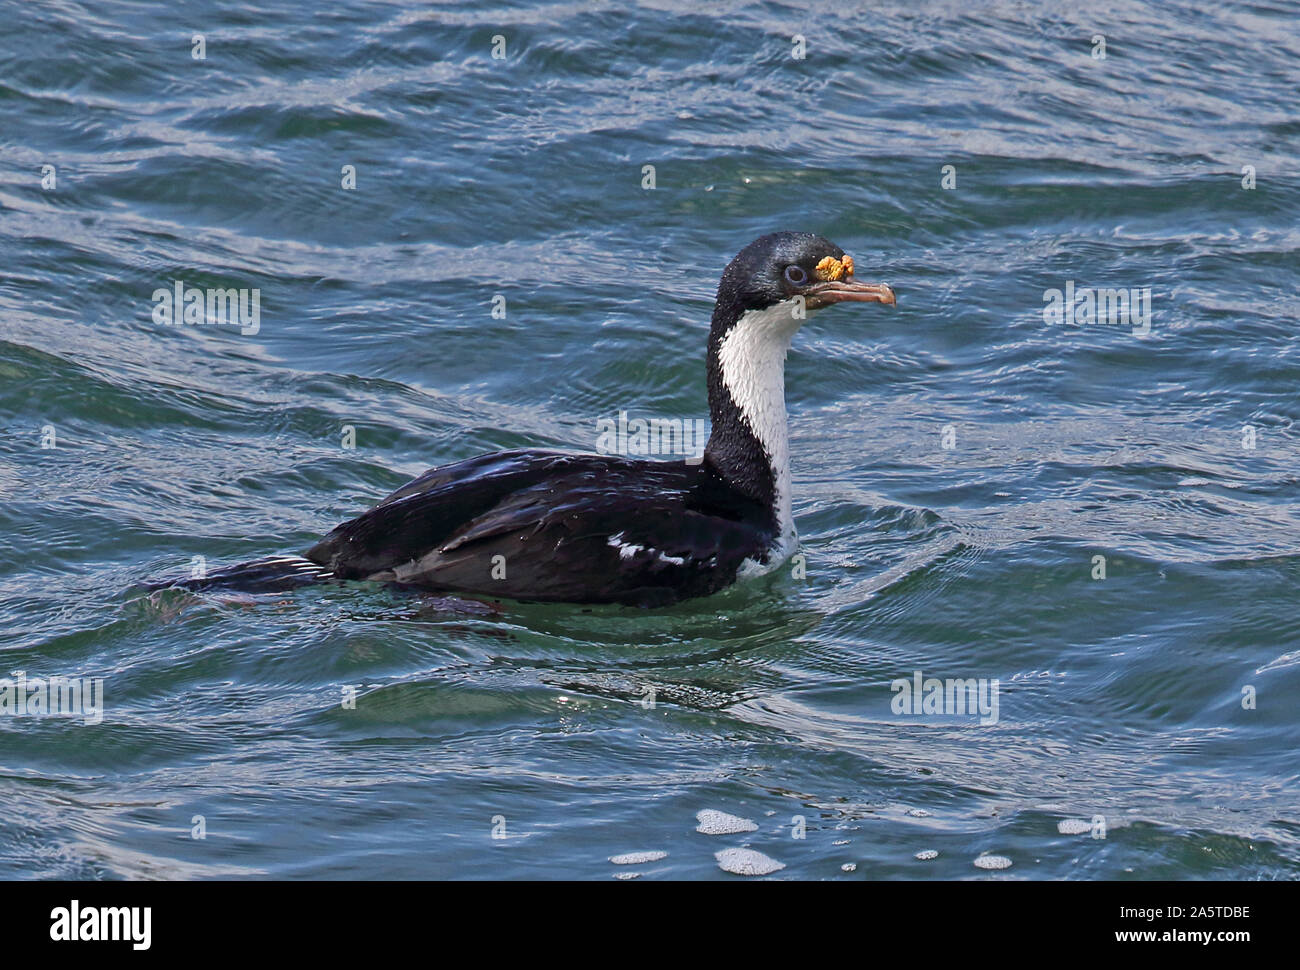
[716,301,805,554]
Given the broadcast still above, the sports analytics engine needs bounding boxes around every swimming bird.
[162,232,895,605]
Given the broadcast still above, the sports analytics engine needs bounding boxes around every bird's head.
[711,231,895,339]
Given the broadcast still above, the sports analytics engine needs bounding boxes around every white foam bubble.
[609,850,668,865]
[695,809,758,835]
[715,847,785,876]
[974,854,1013,870]
[914,849,939,860]
[907,808,931,817]
[841,862,857,872]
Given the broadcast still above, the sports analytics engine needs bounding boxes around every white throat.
[716,300,805,558]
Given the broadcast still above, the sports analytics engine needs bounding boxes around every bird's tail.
[144,555,334,594]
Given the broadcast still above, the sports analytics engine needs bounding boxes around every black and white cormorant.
[162,232,895,606]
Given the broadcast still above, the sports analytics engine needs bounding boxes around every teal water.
[0,0,1297,879]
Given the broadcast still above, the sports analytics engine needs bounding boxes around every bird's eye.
[784,264,807,285]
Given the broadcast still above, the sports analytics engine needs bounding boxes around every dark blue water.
[1,0,1297,878]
